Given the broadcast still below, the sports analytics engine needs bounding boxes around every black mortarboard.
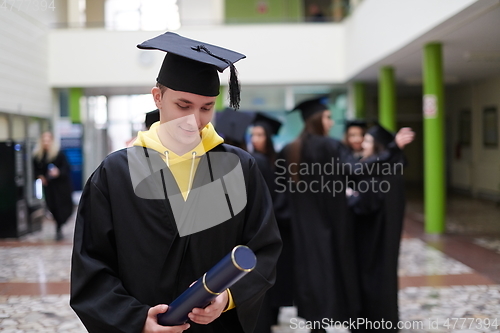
[367,124,394,147]
[291,97,329,121]
[215,108,256,144]
[144,109,160,129]
[253,112,282,136]
[137,32,246,109]
[344,120,367,132]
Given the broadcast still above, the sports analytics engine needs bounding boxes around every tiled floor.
[1,192,500,333]
[473,238,500,255]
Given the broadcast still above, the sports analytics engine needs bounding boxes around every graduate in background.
[278,98,358,333]
[250,112,280,194]
[343,120,367,160]
[126,109,160,147]
[348,124,412,332]
[251,113,294,333]
[214,107,255,151]
[278,98,414,333]
[70,32,281,333]
[144,108,160,130]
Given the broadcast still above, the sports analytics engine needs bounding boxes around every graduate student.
[348,124,410,332]
[145,108,160,130]
[214,107,255,151]
[70,32,281,333]
[251,113,293,333]
[250,112,281,194]
[277,98,357,333]
[277,98,414,333]
[343,120,367,160]
[126,109,160,147]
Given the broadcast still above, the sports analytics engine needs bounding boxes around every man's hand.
[188,290,229,325]
[395,127,415,149]
[142,304,190,333]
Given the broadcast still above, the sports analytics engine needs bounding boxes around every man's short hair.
[156,82,168,96]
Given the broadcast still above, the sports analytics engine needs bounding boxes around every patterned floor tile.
[0,295,85,332]
[1,286,498,332]
[273,285,500,333]
[473,238,500,255]
[399,239,474,277]
[0,246,72,283]
[0,237,473,285]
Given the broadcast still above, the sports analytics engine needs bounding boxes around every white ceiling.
[85,1,500,97]
[351,0,500,85]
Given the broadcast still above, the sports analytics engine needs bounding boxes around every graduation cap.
[144,109,160,129]
[137,32,246,109]
[253,112,282,136]
[215,108,256,144]
[291,97,329,121]
[344,119,367,133]
[367,124,394,147]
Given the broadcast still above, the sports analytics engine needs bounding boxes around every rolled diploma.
[157,245,257,326]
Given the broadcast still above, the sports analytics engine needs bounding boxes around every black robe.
[70,144,282,333]
[277,135,360,322]
[348,155,407,331]
[33,150,73,227]
[277,134,403,323]
[252,152,293,333]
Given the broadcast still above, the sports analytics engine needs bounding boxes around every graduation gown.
[70,144,282,333]
[348,155,407,331]
[33,151,73,226]
[278,134,403,323]
[253,152,293,333]
[278,135,360,322]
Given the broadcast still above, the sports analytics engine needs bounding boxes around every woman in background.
[33,131,73,241]
[252,113,293,333]
[280,100,414,332]
[348,124,412,331]
[344,120,367,160]
[278,98,359,333]
[250,113,280,192]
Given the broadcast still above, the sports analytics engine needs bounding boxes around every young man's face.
[152,87,216,146]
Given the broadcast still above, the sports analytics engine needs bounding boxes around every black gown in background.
[278,134,404,326]
[348,154,407,332]
[278,134,360,323]
[253,151,293,333]
[33,151,74,228]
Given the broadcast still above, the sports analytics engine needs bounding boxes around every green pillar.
[69,88,83,123]
[378,66,396,132]
[354,82,366,119]
[423,43,446,234]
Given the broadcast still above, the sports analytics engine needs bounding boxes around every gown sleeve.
[231,154,282,333]
[70,165,150,333]
[54,151,72,179]
[339,140,404,177]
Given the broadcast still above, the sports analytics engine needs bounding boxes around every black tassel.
[193,45,241,110]
[228,63,241,110]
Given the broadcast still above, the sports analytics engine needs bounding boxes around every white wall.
[48,0,484,87]
[0,7,58,117]
[343,0,478,80]
[48,23,345,87]
[448,77,500,197]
